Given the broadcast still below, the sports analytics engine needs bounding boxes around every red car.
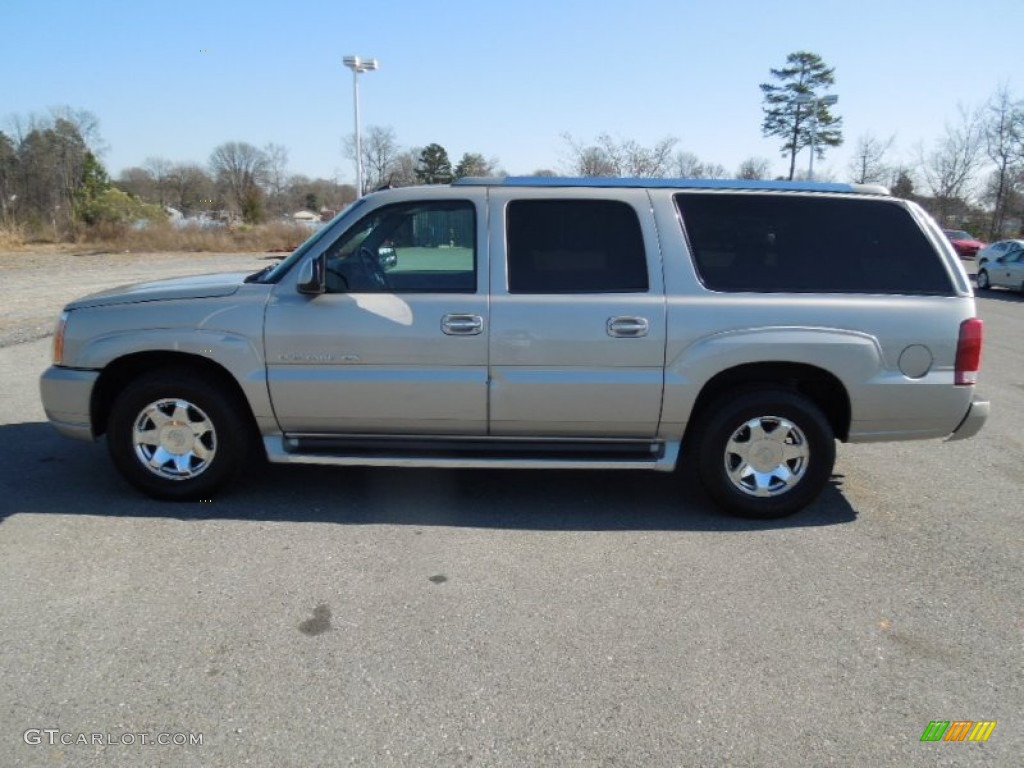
[943,229,985,259]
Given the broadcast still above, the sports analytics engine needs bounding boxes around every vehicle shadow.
[975,288,1024,304]
[0,422,858,532]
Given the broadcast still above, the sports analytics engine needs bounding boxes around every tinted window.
[675,193,954,295]
[323,201,475,293]
[506,200,648,293]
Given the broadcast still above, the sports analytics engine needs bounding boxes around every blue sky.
[3,0,1021,184]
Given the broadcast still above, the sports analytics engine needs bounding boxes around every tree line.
[3,56,1023,241]
[0,113,512,236]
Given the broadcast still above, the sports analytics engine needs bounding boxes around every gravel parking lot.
[1,251,1021,767]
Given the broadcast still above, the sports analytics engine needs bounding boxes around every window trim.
[674,192,957,297]
[323,198,478,295]
[504,197,650,295]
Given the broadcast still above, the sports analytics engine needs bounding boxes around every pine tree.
[760,51,843,180]
[415,143,454,184]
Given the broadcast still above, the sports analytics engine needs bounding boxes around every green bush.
[77,188,166,227]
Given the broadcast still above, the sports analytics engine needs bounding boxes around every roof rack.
[452,176,889,195]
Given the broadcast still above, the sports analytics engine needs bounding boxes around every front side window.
[324,200,476,293]
[675,193,955,295]
[506,199,648,293]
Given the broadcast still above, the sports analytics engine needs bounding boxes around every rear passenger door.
[487,189,666,437]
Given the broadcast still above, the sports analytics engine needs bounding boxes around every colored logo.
[920,720,996,742]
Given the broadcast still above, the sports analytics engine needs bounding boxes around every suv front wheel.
[694,389,835,519]
[107,369,251,500]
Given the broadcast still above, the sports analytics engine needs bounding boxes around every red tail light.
[954,318,983,385]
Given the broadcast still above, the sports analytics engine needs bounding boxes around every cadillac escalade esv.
[39,177,989,518]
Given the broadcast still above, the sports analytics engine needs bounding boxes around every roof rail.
[451,176,889,195]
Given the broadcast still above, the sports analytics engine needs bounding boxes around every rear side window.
[675,193,954,295]
[506,199,648,293]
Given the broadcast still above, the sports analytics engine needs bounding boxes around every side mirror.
[296,253,325,295]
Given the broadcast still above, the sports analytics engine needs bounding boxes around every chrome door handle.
[607,316,649,337]
[442,314,483,335]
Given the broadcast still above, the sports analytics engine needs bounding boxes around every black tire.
[976,269,990,290]
[107,368,252,500]
[693,388,835,519]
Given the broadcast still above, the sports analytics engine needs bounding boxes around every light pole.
[343,55,379,197]
[794,92,838,180]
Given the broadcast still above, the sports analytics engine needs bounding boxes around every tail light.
[954,318,983,385]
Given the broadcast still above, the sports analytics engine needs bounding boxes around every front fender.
[77,328,274,431]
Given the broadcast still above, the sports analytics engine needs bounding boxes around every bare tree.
[166,163,214,215]
[563,133,677,177]
[982,86,1024,238]
[48,106,107,156]
[919,106,985,223]
[116,166,156,201]
[566,141,616,176]
[673,151,707,178]
[848,133,895,184]
[387,149,420,188]
[209,141,268,223]
[737,157,773,180]
[703,162,728,179]
[286,175,355,213]
[143,157,174,206]
[344,125,401,192]
[363,126,400,190]
[0,131,15,225]
[262,143,290,213]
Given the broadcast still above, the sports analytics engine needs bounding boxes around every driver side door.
[264,197,489,435]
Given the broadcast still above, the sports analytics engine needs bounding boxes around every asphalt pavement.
[1,264,1021,767]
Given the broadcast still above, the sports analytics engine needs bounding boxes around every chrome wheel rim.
[977,271,988,288]
[724,415,809,497]
[132,398,216,480]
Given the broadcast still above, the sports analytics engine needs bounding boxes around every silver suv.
[39,178,989,518]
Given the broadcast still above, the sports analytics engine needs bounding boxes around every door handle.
[442,314,483,335]
[607,316,649,337]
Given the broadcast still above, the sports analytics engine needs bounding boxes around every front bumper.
[946,396,990,441]
[39,366,99,441]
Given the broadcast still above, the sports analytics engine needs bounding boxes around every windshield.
[944,230,973,240]
[253,198,368,283]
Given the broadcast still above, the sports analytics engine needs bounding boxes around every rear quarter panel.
[648,190,978,441]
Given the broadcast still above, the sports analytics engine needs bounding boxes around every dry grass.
[0,221,317,253]
[89,221,316,252]
[0,226,26,249]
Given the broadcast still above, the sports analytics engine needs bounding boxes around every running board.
[263,435,680,473]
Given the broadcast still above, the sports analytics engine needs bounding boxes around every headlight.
[52,311,69,365]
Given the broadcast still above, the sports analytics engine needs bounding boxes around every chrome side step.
[263,436,680,473]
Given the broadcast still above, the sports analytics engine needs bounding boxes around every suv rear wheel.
[694,389,835,519]
[107,369,251,500]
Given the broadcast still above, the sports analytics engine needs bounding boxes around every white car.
[976,239,1024,292]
